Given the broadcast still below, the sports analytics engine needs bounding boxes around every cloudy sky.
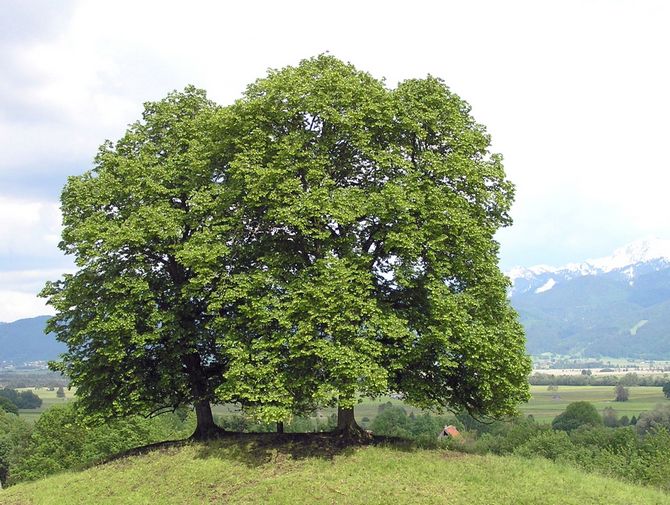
[1,0,668,321]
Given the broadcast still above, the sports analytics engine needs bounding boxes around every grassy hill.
[2,437,669,504]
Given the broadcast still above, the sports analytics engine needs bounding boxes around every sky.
[1,0,669,322]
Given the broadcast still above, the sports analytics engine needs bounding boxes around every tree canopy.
[43,55,530,438]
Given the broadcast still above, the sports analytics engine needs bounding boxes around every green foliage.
[514,429,575,460]
[0,388,43,409]
[635,404,670,434]
[0,396,19,415]
[43,55,529,428]
[0,410,32,487]
[551,402,603,431]
[662,382,670,399]
[602,407,618,427]
[41,86,229,434]
[614,384,629,402]
[10,403,194,484]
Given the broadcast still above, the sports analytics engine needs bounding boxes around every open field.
[14,385,669,426]
[522,385,667,423]
[3,439,669,504]
[15,387,72,423]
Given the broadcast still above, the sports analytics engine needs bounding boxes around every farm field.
[14,386,669,426]
[15,387,72,423]
[521,385,667,423]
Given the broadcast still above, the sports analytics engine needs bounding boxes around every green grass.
[523,385,667,422]
[2,438,669,504]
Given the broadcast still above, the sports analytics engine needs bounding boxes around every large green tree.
[45,56,530,438]
[42,87,232,439]
[207,55,530,432]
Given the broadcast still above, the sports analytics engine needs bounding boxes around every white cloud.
[1,0,670,279]
[0,290,54,322]
[0,196,62,258]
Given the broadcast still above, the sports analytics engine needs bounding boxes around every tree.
[662,382,670,399]
[552,401,602,431]
[209,55,530,433]
[41,87,231,440]
[43,56,530,439]
[614,384,629,402]
[635,404,670,435]
[0,397,18,416]
[0,388,42,410]
[602,407,618,427]
[56,387,65,399]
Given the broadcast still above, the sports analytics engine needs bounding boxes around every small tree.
[0,397,18,416]
[602,407,618,427]
[615,384,629,402]
[662,382,670,399]
[56,387,65,399]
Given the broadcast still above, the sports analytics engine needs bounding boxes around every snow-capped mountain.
[508,238,670,296]
[508,238,670,359]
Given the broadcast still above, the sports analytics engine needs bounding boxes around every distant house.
[438,425,461,439]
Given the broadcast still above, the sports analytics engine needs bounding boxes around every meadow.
[3,439,670,505]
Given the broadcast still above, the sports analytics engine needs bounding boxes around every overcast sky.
[1,0,668,321]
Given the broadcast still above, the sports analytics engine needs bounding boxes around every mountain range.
[508,238,670,358]
[0,315,64,366]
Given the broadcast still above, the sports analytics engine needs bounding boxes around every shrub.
[552,402,602,431]
[636,404,670,435]
[514,430,575,461]
[0,397,18,415]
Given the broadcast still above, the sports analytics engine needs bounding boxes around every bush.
[552,402,602,431]
[0,410,32,487]
[514,430,575,461]
[636,404,670,435]
[10,403,194,484]
[370,406,411,438]
[0,388,42,409]
[0,397,19,415]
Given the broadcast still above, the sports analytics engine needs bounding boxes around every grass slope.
[2,437,669,505]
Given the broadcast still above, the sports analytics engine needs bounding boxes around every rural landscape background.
[2,1,670,503]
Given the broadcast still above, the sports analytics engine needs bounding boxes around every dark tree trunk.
[191,399,224,440]
[335,405,370,443]
[336,405,360,431]
[277,421,284,433]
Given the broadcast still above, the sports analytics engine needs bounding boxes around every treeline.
[529,372,670,387]
[0,372,69,389]
[0,388,42,411]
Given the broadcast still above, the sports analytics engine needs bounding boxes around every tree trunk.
[337,405,360,432]
[335,405,371,443]
[277,421,284,433]
[191,399,223,440]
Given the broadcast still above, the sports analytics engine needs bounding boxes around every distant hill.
[2,440,667,504]
[509,238,670,358]
[0,315,65,365]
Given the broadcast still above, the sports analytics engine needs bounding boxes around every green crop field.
[521,385,667,422]
[3,439,669,504]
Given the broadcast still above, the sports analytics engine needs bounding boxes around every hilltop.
[2,437,668,504]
